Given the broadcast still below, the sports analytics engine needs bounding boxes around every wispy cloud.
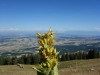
[94,27,100,31]
[9,28,18,31]
[0,28,18,31]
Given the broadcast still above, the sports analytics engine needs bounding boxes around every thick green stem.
[49,65,58,75]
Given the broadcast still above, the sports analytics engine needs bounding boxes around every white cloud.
[94,27,100,31]
[9,28,18,31]
[0,28,18,31]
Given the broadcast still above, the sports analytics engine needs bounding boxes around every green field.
[0,59,100,75]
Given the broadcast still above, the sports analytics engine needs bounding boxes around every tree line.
[0,49,100,65]
[60,49,100,61]
[0,54,40,65]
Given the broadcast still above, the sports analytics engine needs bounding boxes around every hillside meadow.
[0,58,100,75]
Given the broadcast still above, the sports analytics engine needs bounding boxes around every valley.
[0,32,100,56]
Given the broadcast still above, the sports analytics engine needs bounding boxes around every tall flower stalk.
[33,29,59,75]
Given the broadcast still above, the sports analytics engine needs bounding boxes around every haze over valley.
[0,31,100,56]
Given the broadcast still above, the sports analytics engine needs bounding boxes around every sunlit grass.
[0,58,100,75]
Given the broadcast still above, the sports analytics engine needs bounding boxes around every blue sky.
[0,0,100,32]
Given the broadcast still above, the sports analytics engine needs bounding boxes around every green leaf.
[32,66,51,75]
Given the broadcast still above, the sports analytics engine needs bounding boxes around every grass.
[59,59,100,75]
[0,58,100,75]
[0,65,36,75]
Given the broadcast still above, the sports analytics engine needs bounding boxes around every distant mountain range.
[0,31,100,56]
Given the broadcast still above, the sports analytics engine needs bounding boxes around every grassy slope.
[0,58,100,75]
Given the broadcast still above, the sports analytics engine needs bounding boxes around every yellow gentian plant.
[33,29,59,75]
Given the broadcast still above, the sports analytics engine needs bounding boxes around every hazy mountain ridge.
[0,31,100,56]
